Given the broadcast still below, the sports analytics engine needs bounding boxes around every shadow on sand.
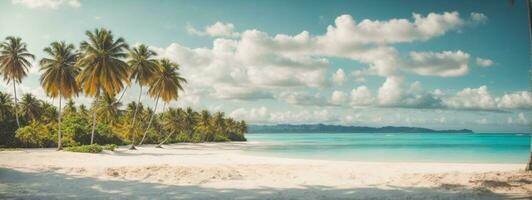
[0,168,527,200]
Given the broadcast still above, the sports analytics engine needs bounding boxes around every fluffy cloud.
[330,90,348,105]
[444,86,532,111]
[476,57,494,67]
[229,107,338,124]
[405,50,470,77]
[12,0,80,9]
[332,68,346,85]
[155,12,485,104]
[470,12,488,24]
[187,22,240,38]
[316,12,464,45]
[275,91,330,106]
[350,86,373,106]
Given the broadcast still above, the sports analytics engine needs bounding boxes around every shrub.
[102,144,117,151]
[15,121,56,148]
[213,134,230,142]
[64,144,103,153]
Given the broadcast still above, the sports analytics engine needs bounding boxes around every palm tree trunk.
[128,85,143,150]
[117,85,128,103]
[12,82,20,128]
[156,130,174,148]
[526,0,532,171]
[90,94,98,145]
[57,94,62,150]
[138,93,160,146]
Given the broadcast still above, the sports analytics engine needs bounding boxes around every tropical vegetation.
[0,29,247,150]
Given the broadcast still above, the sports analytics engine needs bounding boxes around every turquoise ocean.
[244,133,531,164]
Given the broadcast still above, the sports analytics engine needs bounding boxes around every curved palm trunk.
[13,82,20,128]
[138,93,160,146]
[90,94,98,145]
[156,130,174,148]
[128,86,143,150]
[57,95,62,150]
[526,0,532,171]
[117,85,129,103]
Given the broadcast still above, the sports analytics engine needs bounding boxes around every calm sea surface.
[244,133,531,163]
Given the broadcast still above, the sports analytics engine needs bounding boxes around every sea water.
[244,133,531,163]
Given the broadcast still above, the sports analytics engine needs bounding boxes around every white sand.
[0,142,531,199]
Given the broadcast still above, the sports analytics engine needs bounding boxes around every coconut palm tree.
[0,37,35,128]
[19,93,42,122]
[0,91,13,121]
[125,44,158,150]
[157,107,185,147]
[94,94,122,126]
[76,28,129,144]
[39,41,80,150]
[138,59,186,146]
[63,99,77,114]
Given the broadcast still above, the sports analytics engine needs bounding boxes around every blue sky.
[1,0,531,132]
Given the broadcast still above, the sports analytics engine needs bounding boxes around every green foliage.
[64,144,103,153]
[102,144,117,151]
[0,30,248,148]
[15,121,56,148]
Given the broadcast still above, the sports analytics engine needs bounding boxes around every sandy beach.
[0,142,531,200]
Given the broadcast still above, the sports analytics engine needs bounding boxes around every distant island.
[248,124,473,133]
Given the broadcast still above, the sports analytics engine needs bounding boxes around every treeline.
[0,28,246,149]
[0,91,247,148]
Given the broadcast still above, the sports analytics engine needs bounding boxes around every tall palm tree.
[76,28,129,144]
[125,44,158,150]
[40,41,80,150]
[0,37,35,128]
[0,91,13,121]
[19,93,42,122]
[138,59,186,146]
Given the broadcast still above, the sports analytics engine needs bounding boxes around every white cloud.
[470,12,488,24]
[378,76,404,105]
[276,91,329,106]
[476,57,494,67]
[12,0,80,9]
[317,12,465,45]
[507,113,529,125]
[444,86,532,110]
[444,86,496,110]
[229,107,269,122]
[350,86,374,106]
[187,22,240,38]
[496,91,532,109]
[330,90,348,105]
[229,107,338,124]
[405,50,470,77]
[332,68,346,85]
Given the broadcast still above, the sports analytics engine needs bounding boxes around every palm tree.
[157,107,185,147]
[76,28,129,144]
[94,94,122,126]
[138,59,186,146]
[40,41,80,150]
[63,99,77,114]
[125,44,158,150]
[19,93,42,122]
[196,110,213,141]
[0,91,13,121]
[0,37,35,128]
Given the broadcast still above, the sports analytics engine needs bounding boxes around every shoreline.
[1,143,531,199]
